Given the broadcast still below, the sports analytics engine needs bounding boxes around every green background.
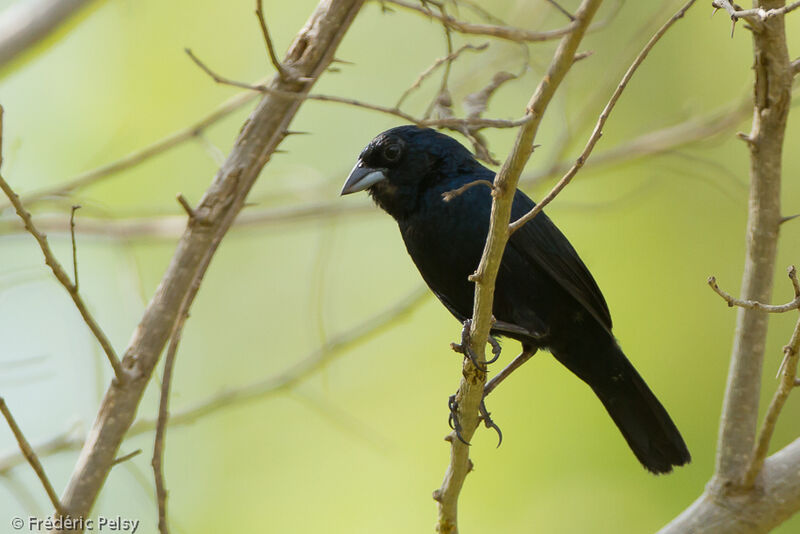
[1,0,799,532]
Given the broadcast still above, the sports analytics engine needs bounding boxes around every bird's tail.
[552,331,691,474]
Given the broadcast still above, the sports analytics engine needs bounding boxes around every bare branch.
[434,2,604,532]
[395,42,489,110]
[707,274,800,313]
[0,106,126,382]
[0,397,64,515]
[52,0,367,526]
[0,89,260,212]
[69,205,80,292]
[255,0,291,81]
[509,0,698,234]
[152,305,189,534]
[712,0,794,491]
[386,0,578,42]
[743,310,800,487]
[185,48,532,132]
[0,0,97,70]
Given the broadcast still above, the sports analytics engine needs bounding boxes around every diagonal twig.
[0,397,64,515]
[509,0,699,234]
[0,106,126,382]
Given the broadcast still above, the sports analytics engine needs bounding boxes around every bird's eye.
[383,143,402,163]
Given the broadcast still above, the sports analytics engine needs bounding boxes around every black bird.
[340,125,690,474]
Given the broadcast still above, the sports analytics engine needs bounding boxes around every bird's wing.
[507,191,613,332]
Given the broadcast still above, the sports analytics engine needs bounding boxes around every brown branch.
[186,48,532,132]
[509,0,698,234]
[69,205,80,291]
[707,274,800,313]
[0,397,64,515]
[743,269,800,487]
[51,0,367,527]
[255,0,291,81]
[395,42,489,110]
[386,0,578,42]
[152,305,188,534]
[0,107,125,382]
[441,179,494,202]
[711,0,793,492]
[0,286,427,477]
[661,0,795,531]
[434,2,603,533]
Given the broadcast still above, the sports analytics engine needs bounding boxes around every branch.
[433,2,604,532]
[0,397,64,516]
[712,0,793,492]
[0,89,260,212]
[386,0,579,42]
[509,0,697,234]
[0,107,126,382]
[51,0,367,527]
[708,273,800,313]
[185,48,531,132]
[0,287,428,475]
[152,307,188,534]
[0,0,97,70]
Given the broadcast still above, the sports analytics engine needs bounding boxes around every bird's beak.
[340,161,388,195]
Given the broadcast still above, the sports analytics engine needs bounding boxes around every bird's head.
[340,125,483,219]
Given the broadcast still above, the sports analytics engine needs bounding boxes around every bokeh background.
[1,0,799,532]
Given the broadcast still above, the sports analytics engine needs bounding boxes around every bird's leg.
[484,346,538,397]
[479,398,503,447]
[450,319,501,371]
[448,393,470,445]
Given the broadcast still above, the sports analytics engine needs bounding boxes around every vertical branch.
[713,0,792,491]
[433,2,604,533]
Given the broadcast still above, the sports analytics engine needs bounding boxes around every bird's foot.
[448,394,470,445]
[450,319,502,371]
[479,398,503,447]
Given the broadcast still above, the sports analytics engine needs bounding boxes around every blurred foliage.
[0,0,799,532]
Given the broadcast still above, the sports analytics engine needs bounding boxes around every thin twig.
[509,0,698,234]
[441,179,494,201]
[387,0,578,42]
[395,42,489,110]
[69,204,80,291]
[0,89,260,212]
[545,0,575,21]
[0,397,64,515]
[0,286,429,474]
[0,106,126,382]
[743,289,800,487]
[112,449,141,465]
[152,304,189,534]
[186,48,532,131]
[256,0,290,80]
[707,275,800,313]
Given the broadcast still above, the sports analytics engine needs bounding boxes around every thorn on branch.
[112,449,142,465]
[736,131,756,144]
[176,194,197,220]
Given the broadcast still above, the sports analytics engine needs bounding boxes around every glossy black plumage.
[341,125,690,474]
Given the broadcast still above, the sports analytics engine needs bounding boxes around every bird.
[340,125,690,474]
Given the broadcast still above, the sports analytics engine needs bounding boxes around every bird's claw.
[479,398,503,447]
[451,319,502,371]
[448,394,471,445]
